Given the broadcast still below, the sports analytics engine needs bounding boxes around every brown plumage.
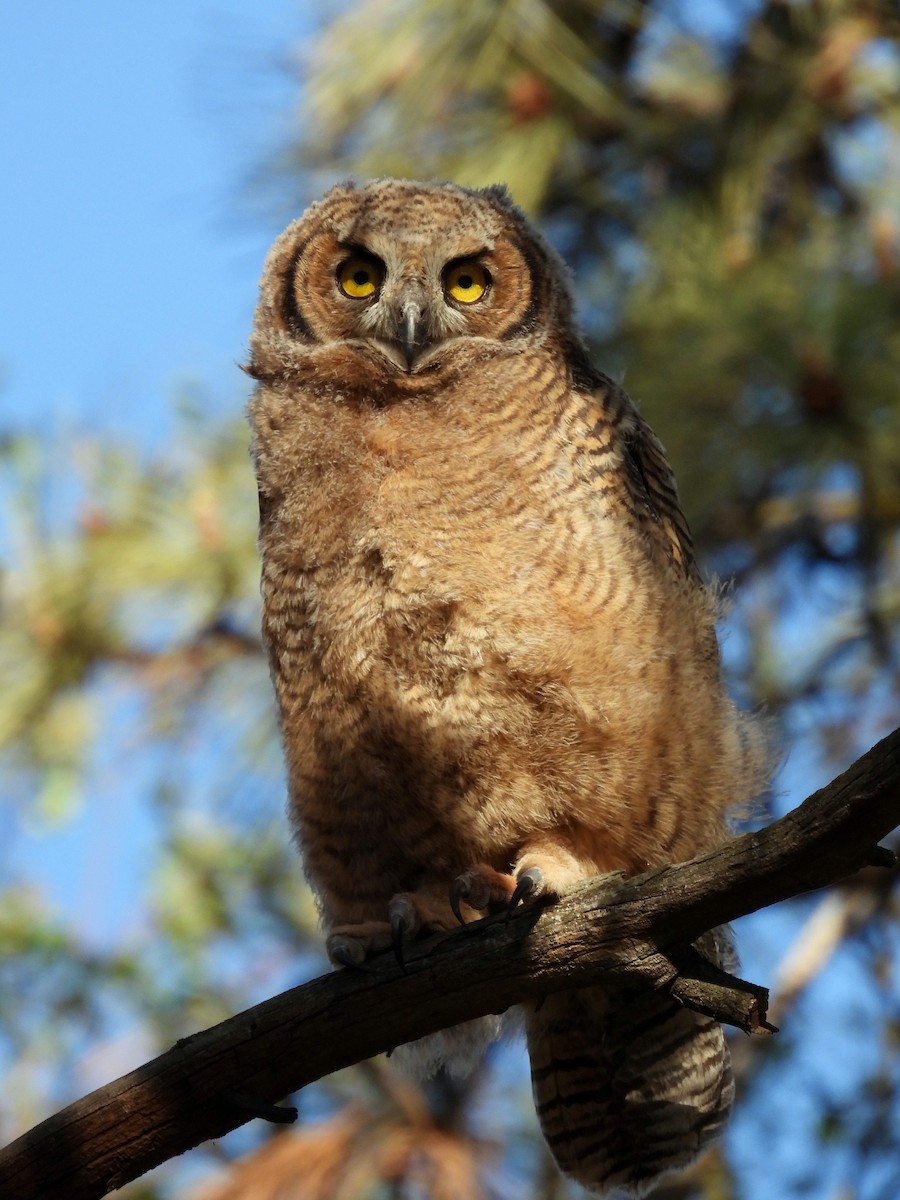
[247,179,765,1196]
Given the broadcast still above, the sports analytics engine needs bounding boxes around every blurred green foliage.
[3,2,900,1198]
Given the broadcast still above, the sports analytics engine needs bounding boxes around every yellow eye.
[338,256,383,299]
[445,261,489,304]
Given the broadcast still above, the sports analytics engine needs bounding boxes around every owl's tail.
[525,985,733,1197]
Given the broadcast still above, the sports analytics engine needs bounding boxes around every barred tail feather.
[526,987,733,1197]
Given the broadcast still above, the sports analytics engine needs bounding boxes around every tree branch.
[3,727,900,1200]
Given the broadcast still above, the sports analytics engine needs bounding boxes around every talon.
[391,908,408,972]
[331,945,380,974]
[449,878,468,926]
[509,866,543,910]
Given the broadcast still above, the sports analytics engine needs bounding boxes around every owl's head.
[247,179,585,391]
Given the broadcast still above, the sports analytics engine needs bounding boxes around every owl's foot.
[387,886,486,969]
[447,844,593,928]
[328,884,486,974]
[328,849,577,971]
[449,863,522,925]
[449,855,579,925]
[511,837,593,901]
[327,922,394,971]
[330,945,381,973]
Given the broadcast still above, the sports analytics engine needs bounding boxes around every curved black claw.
[509,866,543,911]
[331,945,380,974]
[391,908,408,973]
[449,878,469,926]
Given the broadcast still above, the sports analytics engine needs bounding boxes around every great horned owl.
[246,179,764,1196]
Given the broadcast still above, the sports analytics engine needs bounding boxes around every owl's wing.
[619,401,700,585]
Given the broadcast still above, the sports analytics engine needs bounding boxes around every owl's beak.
[369,289,434,373]
[398,300,425,371]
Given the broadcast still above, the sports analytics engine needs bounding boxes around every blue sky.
[0,2,308,944]
[1,2,303,446]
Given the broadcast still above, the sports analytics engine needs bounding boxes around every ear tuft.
[480,183,513,208]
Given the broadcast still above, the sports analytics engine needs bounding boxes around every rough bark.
[2,727,899,1200]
